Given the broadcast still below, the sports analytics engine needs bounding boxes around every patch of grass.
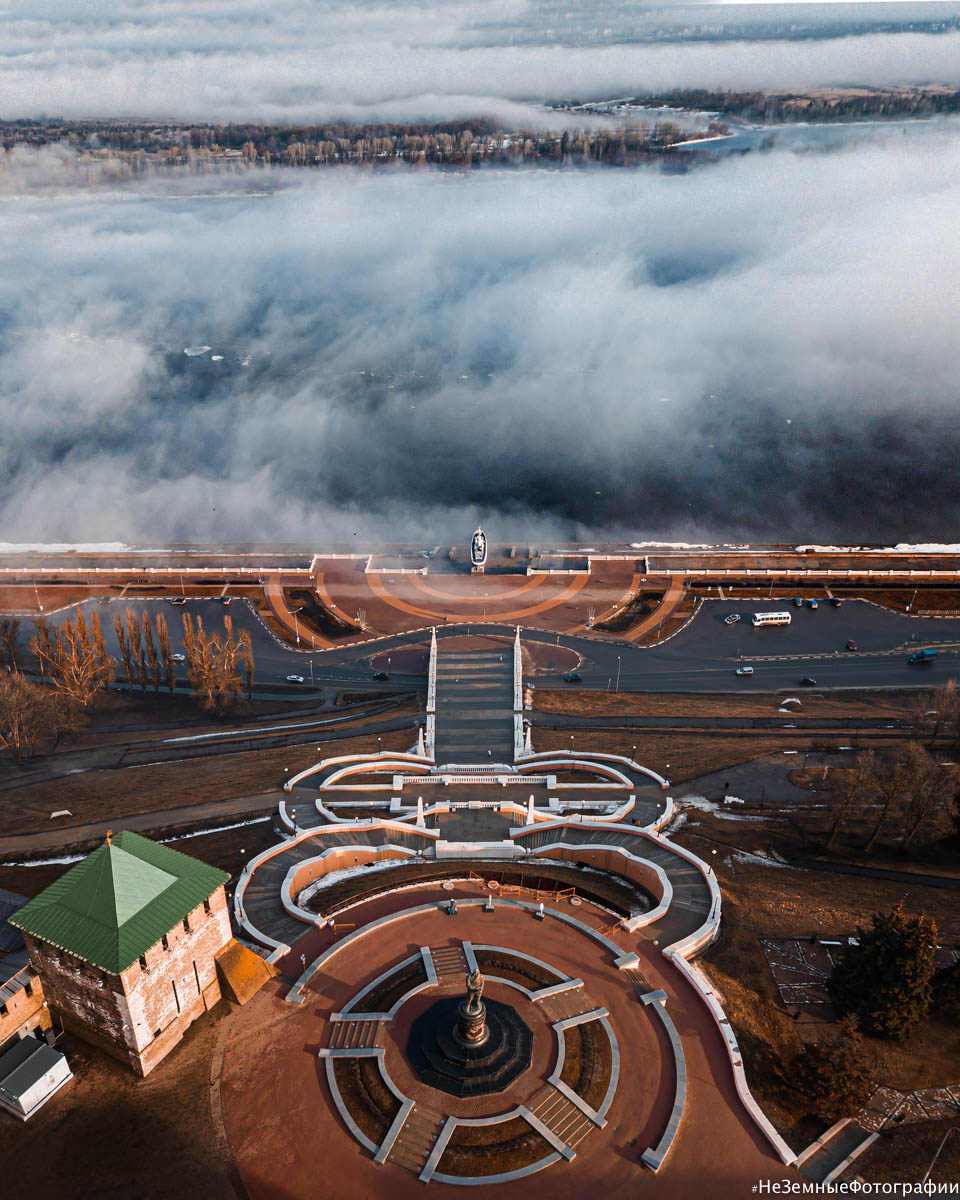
[0,729,414,836]
[332,1056,400,1146]
[534,689,913,721]
[474,950,562,990]
[439,1116,552,1177]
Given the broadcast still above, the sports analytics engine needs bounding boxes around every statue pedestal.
[454,996,488,1047]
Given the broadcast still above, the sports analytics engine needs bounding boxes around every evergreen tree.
[790,1021,873,1120]
[932,960,960,1022]
[828,902,937,1041]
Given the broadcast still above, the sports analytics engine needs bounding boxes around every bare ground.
[0,728,415,838]
[532,727,907,783]
[671,808,960,1170]
[533,689,913,720]
[0,1003,237,1200]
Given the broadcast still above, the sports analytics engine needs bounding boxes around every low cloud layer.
[2,135,960,544]
[3,1,960,123]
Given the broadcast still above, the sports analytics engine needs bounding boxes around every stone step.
[388,1108,445,1172]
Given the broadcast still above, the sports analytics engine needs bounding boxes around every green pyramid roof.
[9,831,229,975]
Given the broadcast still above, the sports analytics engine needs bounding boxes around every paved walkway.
[219,899,788,1199]
[433,644,514,764]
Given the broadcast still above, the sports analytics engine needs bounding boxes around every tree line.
[0,118,716,175]
[564,86,960,124]
[805,680,960,855]
[0,609,254,762]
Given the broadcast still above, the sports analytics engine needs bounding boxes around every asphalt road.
[26,595,960,695]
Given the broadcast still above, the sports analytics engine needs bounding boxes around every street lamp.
[292,605,303,647]
[616,655,621,692]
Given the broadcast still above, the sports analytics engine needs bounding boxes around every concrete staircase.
[433,647,514,763]
[798,1120,878,1185]
[528,1085,593,1150]
[429,944,468,985]
[539,985,593,1021]
[386,1107,446,1174]
[326,1020,382,1050]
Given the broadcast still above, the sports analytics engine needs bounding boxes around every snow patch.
[727,849,790,870]
[0,542,131,553]
[183,345,212,357]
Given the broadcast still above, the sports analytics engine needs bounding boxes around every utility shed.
[10,831,232,1076]
[0,1037,71,1120]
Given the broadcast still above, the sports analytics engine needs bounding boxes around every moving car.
[908,648,937,663]
[724,613,740,625]
[286,674,305,683]
[735,666,754,676]
[563,671,583,683]
[800,676,817,686]
[171,652,186,662]
[845,639,857,651]
[169,596,187,605]
[373,670,389,680]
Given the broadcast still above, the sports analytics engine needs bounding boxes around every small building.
[0,1036,71,1120]
[0,888,51,1051]
[9,831,232,1077]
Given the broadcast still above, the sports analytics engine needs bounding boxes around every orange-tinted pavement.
[219,887,795,1199]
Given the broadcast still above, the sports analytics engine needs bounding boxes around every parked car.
[806,599,819,609]
[220,597,232,605]
[830,598,843,608]
[563,671,582,683]
[724,613,740,625]
[845,639,857,651]
[286,674,305,684]
[169,596,187,605]
[793,597,804,607]
[171,652,186,662]
[735,666,754,676]
[800,676,817,686]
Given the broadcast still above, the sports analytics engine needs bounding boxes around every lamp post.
[293,605,303,647]
[616,655,621,692]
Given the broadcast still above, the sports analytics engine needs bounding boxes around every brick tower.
[10,830,232,1076]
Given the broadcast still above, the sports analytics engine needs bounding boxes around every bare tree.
[240,630,255,699]
[893,746,957,851]
[862,752,911,854]
[824,756,870,852]
[0,674,78,762]
[913,680,960,747]
[0,617,21,673]
[114,614,135,689]
[181,612,245,711]
[125,609,148,693]
[29,616,109,707]
[89,611,114,689]
[142,610,161,693]
[156,611,176,694]
[33,617,52,685]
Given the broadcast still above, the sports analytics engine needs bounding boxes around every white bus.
[751,611,792,627]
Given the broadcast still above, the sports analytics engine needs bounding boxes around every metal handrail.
[922,1126,960,1185]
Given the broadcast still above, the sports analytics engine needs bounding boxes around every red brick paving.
[220,888,799,1199]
